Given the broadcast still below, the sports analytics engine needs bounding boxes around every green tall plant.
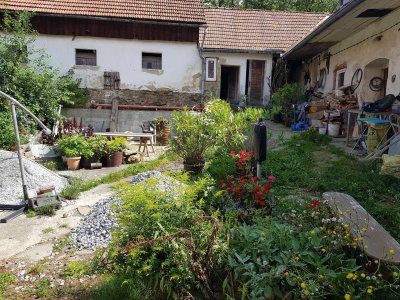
[271,83,303,124]
[0,11,88,139]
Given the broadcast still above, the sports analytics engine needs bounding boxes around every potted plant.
[153,116,170,145]
[171,110,215,174]
[105,137,127,167]
[80,135,108,169]
[57,134,85,170]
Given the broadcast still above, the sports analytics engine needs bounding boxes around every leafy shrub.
[226,199,400,300]
[271,83,303,122]
[105,137,126,155]
[81,135,108,159]
[0,112,16,149]
[95,177,227,299]
[63,261,89,279]
[57,134,85,157]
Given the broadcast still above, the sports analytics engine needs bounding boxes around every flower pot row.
[58,135,127,170]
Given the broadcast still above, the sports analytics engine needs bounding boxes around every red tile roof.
[1,0,206,24]
[202,8,328,53]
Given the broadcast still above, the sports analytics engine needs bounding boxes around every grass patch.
[53,236,71,252]
[63,261,89,279]
[35,278,52,298]
[42,227,54,234]
[263,131,400,240]
[0,272,16,295]
[60,157,171,200]
[28,264,45,275]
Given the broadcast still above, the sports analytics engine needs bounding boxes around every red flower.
[239,151,247,159]
[259,200,265,207]
[311,200,319,208]
[230,149,236,158]
[263,183,272,195]
[234,188,243,194]
[252,176,260,182]
[253,186,261,193]
[220,179,225,186]
[237,160,244,169]
[254,193,263,200]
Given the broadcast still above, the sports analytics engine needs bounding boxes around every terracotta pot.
[66,157,81,171]
[106,151,123,167]
[183,161,205,175]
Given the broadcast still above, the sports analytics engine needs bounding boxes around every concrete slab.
[323,192,400,264]
[15,243,53,263]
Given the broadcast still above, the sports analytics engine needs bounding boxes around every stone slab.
[323,192,400,264]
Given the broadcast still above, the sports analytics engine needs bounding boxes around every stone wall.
[88,89,201,107]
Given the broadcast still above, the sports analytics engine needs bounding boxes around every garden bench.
[323,192,400,264]
[94,132,155,156]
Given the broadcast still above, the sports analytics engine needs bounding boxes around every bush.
[95,177,227,299]
[0,112,16,149]
[57,134,85,157]
[105,137,126,155]
[81,135,108,159]
[271,83,304,122]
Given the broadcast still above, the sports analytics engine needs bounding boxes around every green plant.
[60,178,83,200]
[94,177,227,299]
[271,83,303,122]
[63,261,89,279]
[0,272,15,295]
[35,278,52,298]
[28,264,45,275]
[152,116,169,126]
[81,135,108,159]
[171,109,215,165]
[35,204,58,216]
[42,227,54,234]
[105,137,126,155]
[57,134,85,157]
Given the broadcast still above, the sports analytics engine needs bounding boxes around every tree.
[0,11,88,148]
[204,0,339,12]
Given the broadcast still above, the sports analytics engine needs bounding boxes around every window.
[142,53,162,70]
[205,58,217,81]
[336,69,346,88]
[75,49,97,66]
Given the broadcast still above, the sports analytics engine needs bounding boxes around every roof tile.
[1,0,206,24]
[202,8,328,52]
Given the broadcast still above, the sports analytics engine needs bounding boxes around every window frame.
[142,52,162,70]
[75,49,97,66]
[205,57,217,82]
[336,68,346,89]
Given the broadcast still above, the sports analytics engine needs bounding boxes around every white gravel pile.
[71,171,186,250]
[0,150,68,205]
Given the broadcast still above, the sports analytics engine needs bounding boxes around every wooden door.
[248,60,265,106]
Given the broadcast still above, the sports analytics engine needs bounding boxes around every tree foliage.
[0,11,88,148]
[0,11,88,125]
[204,0,339,12]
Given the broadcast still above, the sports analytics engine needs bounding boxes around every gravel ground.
[71,171,186,250]
[0,150,68,205]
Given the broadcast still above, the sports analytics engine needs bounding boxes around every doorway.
[220,66,239,103]
[248,60,265,106]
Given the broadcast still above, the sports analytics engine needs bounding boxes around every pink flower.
[268,175,276,182]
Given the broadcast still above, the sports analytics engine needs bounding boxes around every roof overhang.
[202,48,284,55]
[283,0,400,61]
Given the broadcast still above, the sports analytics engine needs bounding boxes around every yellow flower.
[361,273,366,278]
[367,288,373,294]
[362,227,368,232]
[343,224,349,229]
[344,293,351,300]
[304,290,310,296]
[390,249,395,255]
[284,272,289,277]
[321,248,327,253]
[346,273,354,279]
[374,260,379,264]
[393,272,399,278]
[300,282,306,289]
[310,230,316,235]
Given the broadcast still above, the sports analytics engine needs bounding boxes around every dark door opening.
[220,66,239,103]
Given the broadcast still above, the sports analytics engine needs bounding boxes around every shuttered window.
[142,53,162,70]
[75,49,97,66]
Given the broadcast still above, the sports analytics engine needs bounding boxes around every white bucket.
[319,127,326,135]
[328,123,340,137]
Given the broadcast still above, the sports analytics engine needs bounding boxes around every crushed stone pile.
[71,171,186,250]
[0,150,68,205]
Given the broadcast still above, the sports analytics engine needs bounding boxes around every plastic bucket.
[327,123,340,137]
[367,123,390,154]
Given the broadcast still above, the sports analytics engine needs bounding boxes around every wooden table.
[94,132,155,156]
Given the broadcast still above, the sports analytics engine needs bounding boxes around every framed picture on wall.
[205,58,217,81]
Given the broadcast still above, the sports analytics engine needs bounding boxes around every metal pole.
[256,162,262,179]
[10,102,32,207]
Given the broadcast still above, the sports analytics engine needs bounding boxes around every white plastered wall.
[32,35,203,93]
[296,8,400,103]
[203,52,273,103]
